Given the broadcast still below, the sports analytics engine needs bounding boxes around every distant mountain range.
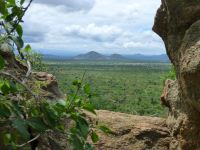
[73,51,124,60]
[43,51,169,62]
[123,53,169,62]
[72,51,169,62]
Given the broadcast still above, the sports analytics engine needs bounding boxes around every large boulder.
[153,0,200,149]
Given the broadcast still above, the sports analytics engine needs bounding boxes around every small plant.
[19,46,47,71]
[0,63,100,149]
[161,66,176,84]
[0,0,109,149]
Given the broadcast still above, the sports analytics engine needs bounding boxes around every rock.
[0,44,66,149]
[160,79,174,109]
[153,0,200,149]
[0,43,27,72]
[0,44,64,101]
[32,72,64,100]
[88,110,171,150]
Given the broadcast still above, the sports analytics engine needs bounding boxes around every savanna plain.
[45,60,171,117]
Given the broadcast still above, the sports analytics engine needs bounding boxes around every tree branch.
[0,71,38,99]
[16,134,40,148]
[9,0,34,34]
[22,59,32,84]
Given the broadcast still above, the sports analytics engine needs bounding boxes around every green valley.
[45,60,171,117]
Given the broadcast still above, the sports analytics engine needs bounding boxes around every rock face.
[88,110,171,150]
[0,44,64,101]
[153,1,200,149]
[32,72,64,100]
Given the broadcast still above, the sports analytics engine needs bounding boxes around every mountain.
[124,54,169,62]
[72,51,126,60]
[73,51,107,60]
[43,51,169,62]
[109,54,124,60]
[43,54,71,60]
[72,51,169,62]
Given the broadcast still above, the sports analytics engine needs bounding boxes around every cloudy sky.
[23,0,165,55]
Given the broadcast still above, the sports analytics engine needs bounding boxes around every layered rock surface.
[153,0,200,149]
[88,110,171,150]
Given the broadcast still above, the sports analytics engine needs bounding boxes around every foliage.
[0,0,27,50]
[20,45,47,71]
[0,71,99,149]
[0,0,102,150]
[161,66,176,84]
[45,60,171,117]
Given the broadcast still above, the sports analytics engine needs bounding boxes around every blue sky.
[23,0,165,55]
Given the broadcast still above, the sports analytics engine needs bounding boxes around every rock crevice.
[153,0,200,149]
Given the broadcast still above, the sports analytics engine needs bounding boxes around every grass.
[45,60,171,117]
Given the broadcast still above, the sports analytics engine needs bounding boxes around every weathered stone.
[32,72,64,100]
[153,0,200,149]
[87,110,171,150]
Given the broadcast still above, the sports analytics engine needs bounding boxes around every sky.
[23,0,165,55]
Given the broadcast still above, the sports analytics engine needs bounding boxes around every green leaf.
[24,44,31,53]
[70,134,83,150]
[70,127,78,134]
[8,81,17,93]
[56,124,65,132]
[10,35,24,50]
[12,6,23,19]
[0,0,8,16]
[5,13,15,22]
[98,125,112,134]
[84,143,94,150]
[41,103,59,127]
[82,103,96,115]
[3,133,12,145]
[83,84,91,95]
[16,24,23,37]
[72,79,81,87]
[0,55,5,70]
[1,82,10,95]
[20,0,25,5]
[77,117,89,139]
[11,101,23,117]
[54,100,67,115]
[90,131,99,143]
[0,102,11,117]
[12,119,30,140]
[27,117,47,132]
[7,0,15,5]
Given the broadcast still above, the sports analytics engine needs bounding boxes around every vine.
[0,0,109,149]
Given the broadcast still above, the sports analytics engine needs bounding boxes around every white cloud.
[123,41,163,49]
[34,0,95,12]
[23,0,164,55]
[64,24,122,42]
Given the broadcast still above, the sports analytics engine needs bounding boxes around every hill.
[73,51,107,60]
[43,51,169,62]
[72,51,169,62]
[124,54,169,62]
[109,54,124,60]
[72,51,125,60]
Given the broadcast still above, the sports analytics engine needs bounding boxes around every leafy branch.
[0,1,107,150]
